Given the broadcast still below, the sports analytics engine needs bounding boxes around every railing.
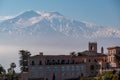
[45,61,85,65]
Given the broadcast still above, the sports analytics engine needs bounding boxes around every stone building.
[19,42,108,80]
[107,46,120,68]
[28,53,86,80]
[78,42,107,77]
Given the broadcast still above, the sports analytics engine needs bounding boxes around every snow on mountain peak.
[16,10,40,20]
[82,21,96,28]
[0,10,120,39]
[36,11,63,17]
[46,12,63,16]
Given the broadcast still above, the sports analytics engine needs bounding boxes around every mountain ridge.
[0,10,120,38]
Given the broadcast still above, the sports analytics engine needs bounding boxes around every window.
[114,50,116,54]
[46,60,50,65]
[94,59,97,62]
[108,51,110,54]
[31,61,35,65]
[71,66,74,71]
[53,66,58,76]
[76,65,79,71]
[67,60,69,64]
[61,60,65,64]
[81,73,84,77]
[113,57,115,62]
[46,66,50,71]
[57,60,60,64]
[96,65,100,69]
[62,72,65,76]
[71,72,74,76]
[80,65,85,72]
[31,67,35,71]
[31,67,36,77]
[52,60,55,65]
[71,60,75,64]
[66,66,70,71]
[53,66,58,72]
[111,57,112,62]
[61,66,65,71]
[76,72,79,76]
[39,67,43,77]
[46,66,50,76]
[90,65,94,70]
[88,59,91,62]
[39,66,43,71]
[39,60,42,65]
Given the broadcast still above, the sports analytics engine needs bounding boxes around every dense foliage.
[19,50,31,72]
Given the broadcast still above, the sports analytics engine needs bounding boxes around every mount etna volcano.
[0,10,119,55]
[0,10,120,39]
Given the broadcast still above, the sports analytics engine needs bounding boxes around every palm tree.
[19,50,31,72]
[10,63,16,74]
[0,64,6,79]
[7,63,16,80]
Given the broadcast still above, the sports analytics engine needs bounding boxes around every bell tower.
[89,42,97,53]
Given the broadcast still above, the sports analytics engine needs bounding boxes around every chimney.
[101,47,104,54]
[39,52,43,55]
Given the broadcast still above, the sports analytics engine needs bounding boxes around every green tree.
[10,63,16,74]
[70,51,76,56]
[118,71,120,80]
[0,64,6,79]
[19,50,31,72]
[115,52,120,67]
[7,63,16,80]
[0,64,6,75]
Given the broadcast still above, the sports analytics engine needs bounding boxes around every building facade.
[79,42,107,77]
[107,46,120,68]
[28,54,86,80]
[19,42,108,80]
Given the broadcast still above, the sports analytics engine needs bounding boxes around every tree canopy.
[19,50,31,72]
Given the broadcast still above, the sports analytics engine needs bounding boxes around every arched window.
[90,65,94,70]
[61,60,65,64]
[89,59,91,62]
[31,61,35,66]
[52,60,56,65]
[67,60,69,64]
[57,60,60,64]
[94,59,97,62]
[39,60,42,65]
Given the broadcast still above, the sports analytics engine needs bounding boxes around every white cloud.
[0,16,14,20]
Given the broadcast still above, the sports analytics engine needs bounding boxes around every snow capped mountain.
[0,10,120,38]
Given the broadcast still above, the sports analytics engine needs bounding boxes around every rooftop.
[107,46,120,50]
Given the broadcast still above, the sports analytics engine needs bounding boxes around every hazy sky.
[0,0,120,28]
